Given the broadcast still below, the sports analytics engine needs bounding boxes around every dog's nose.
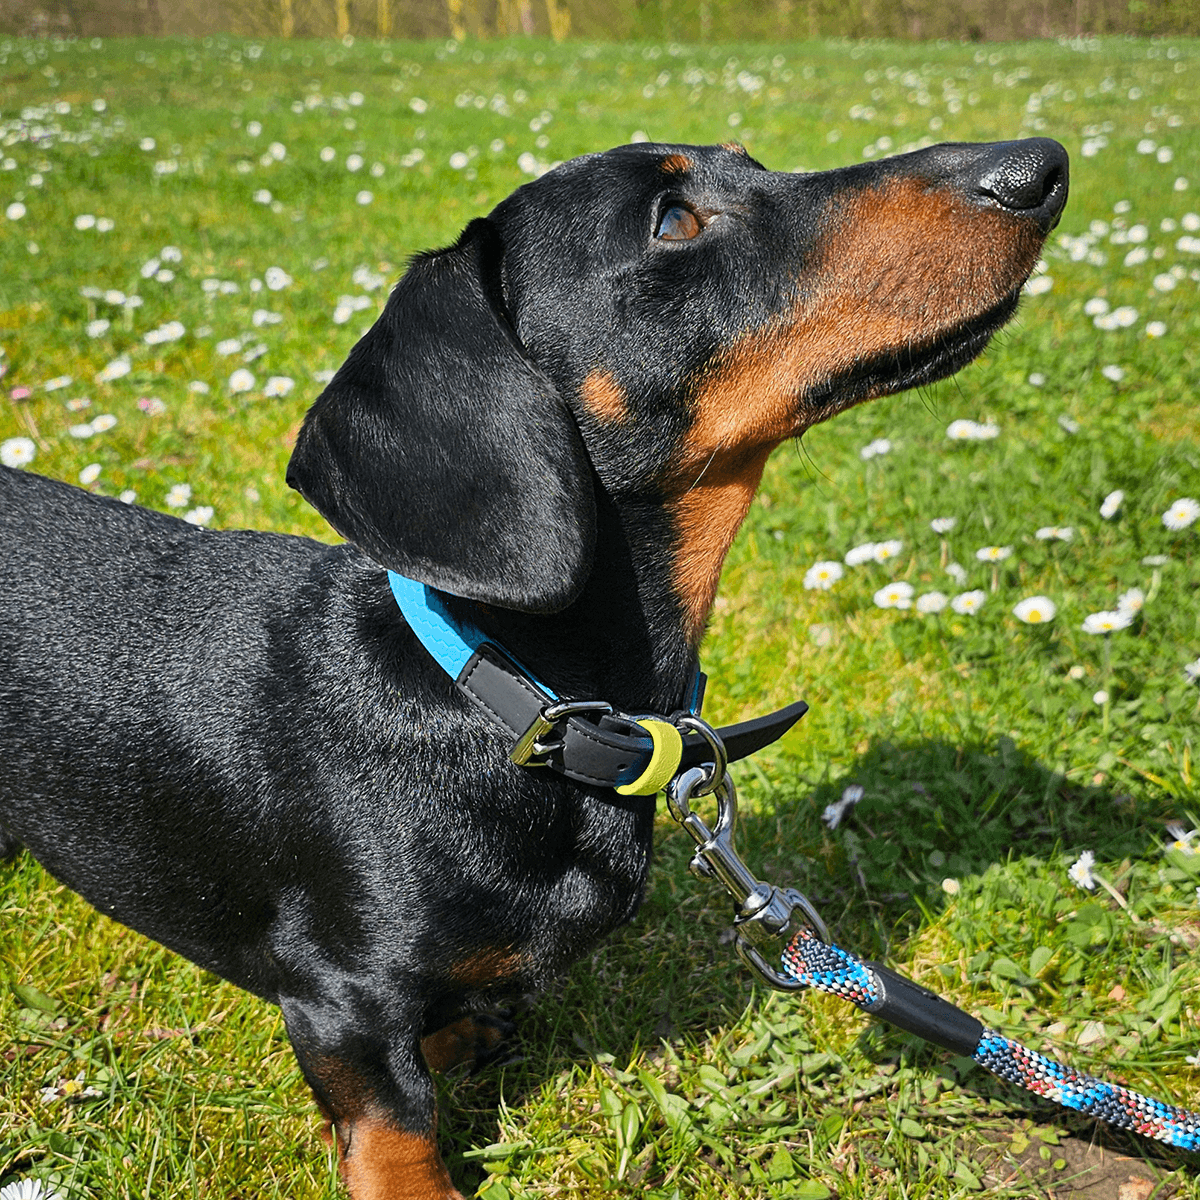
[972,138,1069,232]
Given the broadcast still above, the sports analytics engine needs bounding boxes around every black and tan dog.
[0,137,1067,1197]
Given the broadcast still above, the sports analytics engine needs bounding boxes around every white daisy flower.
[183,506,214,526]
[822,783,863,830]
[0,436,36,467]
[1081,610,1133,634]
[915,591,948,613]
[1068,850,1096,891]
[79,463,101,485]
[950,590,986,615]
[872,539,903,563]
[0,1177,65,1199]
[1035,526,1073,541]
[1013,596,1056,624]
[91,413,116,432]
[95,356,131,383]
[975,545,1012,562]
[873,581,914,609]
[803,561,844,591]
[1116,588,1144,615]
[263,375,295,397]
[930,517,956,534]
[945,562,967,585]
[165,483,192,508]
[228,368,256,394]
[1162,497,1199,530]
[1185,658,1200,685]
[1057,414,1080,433]
[1099,490,1124,520]
[844,542,877,567]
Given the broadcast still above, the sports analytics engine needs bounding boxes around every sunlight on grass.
[1,31,1197,1200]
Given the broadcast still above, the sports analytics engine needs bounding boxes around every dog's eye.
[655,204,702,241]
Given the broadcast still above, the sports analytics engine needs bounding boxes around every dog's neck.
[438,488,702,717]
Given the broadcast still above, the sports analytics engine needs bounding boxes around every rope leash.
[780,928,1200,1153]
[661,742,1200,1156]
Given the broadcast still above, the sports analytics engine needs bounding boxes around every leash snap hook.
[664,757,831,992]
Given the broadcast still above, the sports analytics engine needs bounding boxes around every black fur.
[0,137,1066,1197]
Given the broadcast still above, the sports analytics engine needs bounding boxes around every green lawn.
[1,31,1198,1200]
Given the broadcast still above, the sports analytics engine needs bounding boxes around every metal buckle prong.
[509,699,612,767]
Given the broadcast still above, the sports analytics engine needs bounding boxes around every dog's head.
[287,139,1067,631]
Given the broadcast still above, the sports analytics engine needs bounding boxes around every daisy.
[1099,490,1124,519]
[1165,823,1198,855]
[844,542,877,567]
[263,376,295,397]
[872,539,903,563]
[1081,610,1133,634]
[803,561,843,591]
[945,562,967,585]
[228,369,256,393]
[183,506,214,526]
[95,356,131,383]
[930,517,956,533]
[91,414,117,432]
[1035,526,1073,541]
[1068,850,1097,891]
[873,581,914,609]
[1057,414,1080,433]
[0,1178,65,1200]
[859,437,891,460]
[822,783,863,830]
[1013,596,1056,624]
[1116,588,1144,615]
[975,545,1012,562]
[0,436,36,467]
[1162,497,1199,530]
[79,463,101,485]
[915,591,948,613]
[165,483,192,509]
[1184,657,1200,685]
[950,590,986,615]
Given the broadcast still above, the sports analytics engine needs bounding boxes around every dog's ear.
[287,218,595,614]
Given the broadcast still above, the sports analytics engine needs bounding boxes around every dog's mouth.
[800,283,1024,416]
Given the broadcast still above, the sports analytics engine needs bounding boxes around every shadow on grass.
[440,735,1192,1191]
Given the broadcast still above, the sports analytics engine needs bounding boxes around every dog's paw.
[421,1011,519,1075]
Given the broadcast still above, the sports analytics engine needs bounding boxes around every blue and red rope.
[779,926,1199,1153]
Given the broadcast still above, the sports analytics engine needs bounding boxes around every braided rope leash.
[780,927,1200,1152]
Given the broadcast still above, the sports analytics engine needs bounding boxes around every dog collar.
[388,571,808,796]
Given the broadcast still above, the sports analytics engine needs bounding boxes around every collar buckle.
[509,699,614,767]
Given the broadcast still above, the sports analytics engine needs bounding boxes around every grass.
[1,29,1199,1200]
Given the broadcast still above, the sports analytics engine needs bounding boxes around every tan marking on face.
[580,369,630,423]
[668,174,1045,643]
[341,1119,463,1200]
[667,446,773,645]
[660,152,693,175]
[421,1014,507,1073]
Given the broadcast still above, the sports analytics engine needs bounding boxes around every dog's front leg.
[281,993,464,1200]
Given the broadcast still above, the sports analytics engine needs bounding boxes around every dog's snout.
[973,138,1069,231]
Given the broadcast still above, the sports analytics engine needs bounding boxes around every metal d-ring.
[672,712,728,797]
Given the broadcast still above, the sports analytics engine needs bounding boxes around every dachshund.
[0,136,1067,1197]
